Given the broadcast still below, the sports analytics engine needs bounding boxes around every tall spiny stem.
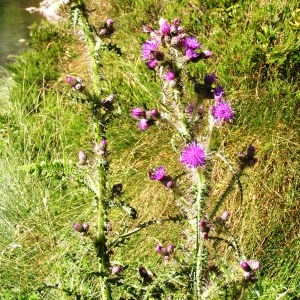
[74,1,111,299]
[195,169,206,299]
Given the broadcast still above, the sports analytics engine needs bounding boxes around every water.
[0,0,43,66]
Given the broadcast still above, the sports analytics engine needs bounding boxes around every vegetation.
[0,0,299,299]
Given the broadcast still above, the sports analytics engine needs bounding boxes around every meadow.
[0,0,299,299]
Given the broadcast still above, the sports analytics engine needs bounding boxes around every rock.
[26,0,66,23]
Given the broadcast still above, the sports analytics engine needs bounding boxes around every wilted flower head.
[185,104,204,118]
[239,144,257,166]
[180,141,206,168]
[220,210,230,222]
[155,243,175,259]
[198,50,213,59]
[111,183,123,197]
[106,18,114,27]
[99,18,115,37]
[204,73,217,85]
[101,94,115,111]
[211,101,234,124]
[138,267,153,283]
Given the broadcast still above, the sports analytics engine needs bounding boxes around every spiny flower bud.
[111,265,121,275]
[94,139,107,155]
[131,107,146,119]
[78,150,88,165]
[66,76,85,92]
[72,222,89,233]
[220,210,230,222]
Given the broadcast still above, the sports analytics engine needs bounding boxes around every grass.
[0,0,299,299]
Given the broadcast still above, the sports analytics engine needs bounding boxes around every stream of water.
[0,0,42,66]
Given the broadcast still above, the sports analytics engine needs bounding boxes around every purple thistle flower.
[146,59,159,70]
[163,70,176,81]
[142,40,163,61]
[155,245,163,254]
[204,73,217,85]
[184,48,201,61]
[182,36,201,50]
[149,166,166,181]
[106,18,114,27]
[159,18,171,36]
[180,141,206,168]
[211,101,234,124]
[138,118,150,131]
[147,108,160,119]
[214,86,225,102]
[131,107,146,119]
[163,70,176,87]
[142,41,158,60]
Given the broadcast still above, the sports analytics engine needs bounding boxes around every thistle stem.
[195,169,206,299]
[74,1,111,299]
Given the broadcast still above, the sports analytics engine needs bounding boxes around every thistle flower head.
[146,59,159,69]
[184,48,201,61]
[111,265,121,275]
[204,73,217,85]
[180,141,206,168]
[158,18,171,36]
[141,40,163,61]
[211,101,234,124]
[163,70,176,87]
[131,107,146,119]
[214,86,225,101]
[149,166,166,181]
[138,118,151,131]
[106,18,114,27]
[182,36,201,50]
[147,108,160,119]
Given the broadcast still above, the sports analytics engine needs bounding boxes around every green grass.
[0,0,299,299]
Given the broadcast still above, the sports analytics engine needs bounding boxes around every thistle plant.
[63,1,121,299]
[131,17,260,298]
